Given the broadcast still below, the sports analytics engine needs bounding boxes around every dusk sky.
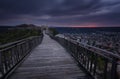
[0,0,120,27]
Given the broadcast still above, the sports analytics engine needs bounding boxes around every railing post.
[0,35,43,79]
[93,53,97,76]
[111,58,118,79]
[0,51,4,77]
[76,42,79,59]
[44,35,120,79]
[103,58,108,79]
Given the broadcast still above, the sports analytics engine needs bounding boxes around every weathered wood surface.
[9,34,88,79]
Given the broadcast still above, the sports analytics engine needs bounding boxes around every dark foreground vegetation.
[48,28,59,36]
[0,24,42,45]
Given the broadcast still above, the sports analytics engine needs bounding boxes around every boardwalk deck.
[9,34,89,79]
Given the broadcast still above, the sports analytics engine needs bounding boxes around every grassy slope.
[0,28,42,45]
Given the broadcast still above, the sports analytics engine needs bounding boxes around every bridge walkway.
[9,34,89,79]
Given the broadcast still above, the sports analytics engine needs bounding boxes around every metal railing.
[0,34,43,79]
[53,36,120,79]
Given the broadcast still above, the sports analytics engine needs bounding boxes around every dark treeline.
[48,28,59,36]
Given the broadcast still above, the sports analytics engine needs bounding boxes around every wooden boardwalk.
[9,34,89,79]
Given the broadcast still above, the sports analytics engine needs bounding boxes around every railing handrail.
[0,36,40,49]
[60,36,120,60]
[84,43,120,59]
[54,35,119,79]
[0,34,43,79]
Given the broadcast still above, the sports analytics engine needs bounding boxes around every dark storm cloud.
[0,0,120,26]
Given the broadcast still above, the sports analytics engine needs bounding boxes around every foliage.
[49,28,59,36]
[97,57,105,71]
[0,28,42,45]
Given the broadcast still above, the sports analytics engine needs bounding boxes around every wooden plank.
[9,34,88,79]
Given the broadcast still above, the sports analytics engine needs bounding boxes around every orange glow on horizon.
[73,23,98,28]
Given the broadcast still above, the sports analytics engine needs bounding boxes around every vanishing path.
[9,34,88,79]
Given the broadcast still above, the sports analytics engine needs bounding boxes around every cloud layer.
[0,0,120,27]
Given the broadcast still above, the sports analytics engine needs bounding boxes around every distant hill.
[16,24,36,28]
